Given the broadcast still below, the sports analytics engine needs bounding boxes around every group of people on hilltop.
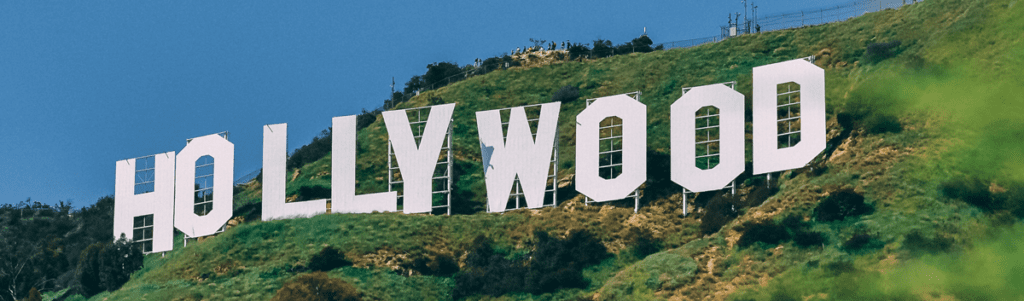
[512,40,574,56]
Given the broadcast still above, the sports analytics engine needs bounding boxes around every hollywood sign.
[114,59,824,253]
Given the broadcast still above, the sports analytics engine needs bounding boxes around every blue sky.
[0,0,851,207]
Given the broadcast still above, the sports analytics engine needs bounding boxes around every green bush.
[941,176,995,211]
[902,231,954,256]
[842,231,883,251]
[402,249,459,277]
[454,230,608,298]
[625,227,663,259]
[77,242,106,296]
[355,109,379,131]
[780,215,826,248]
[453,236,527,298]
[813,189,873,222]
[270,272,362,301]
[287,128,332,170]
[525,230,608,294]
[863,114,902,134]
[591,39,614,58]
[308,246,352,272]
[100,236,145,291]
[862,40,901,64]
[567,43,590,60]
[77,236,144,296]
[699,192,742,235]
[551,85,580,103]
[736,220,790,248]
[297,185,331,202]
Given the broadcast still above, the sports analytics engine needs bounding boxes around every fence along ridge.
[387,0,918,108]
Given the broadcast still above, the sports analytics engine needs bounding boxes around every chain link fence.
[656,0,920,50]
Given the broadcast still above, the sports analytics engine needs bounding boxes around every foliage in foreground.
[454,229,608,298]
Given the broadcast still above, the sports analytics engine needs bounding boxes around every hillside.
[87,0,1024,300]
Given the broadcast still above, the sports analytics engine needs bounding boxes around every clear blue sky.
[0,0,850,207]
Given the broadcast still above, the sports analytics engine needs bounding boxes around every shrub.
[941,176,995,211]
[591,39,614,58]
[863,40,901,64]
[567,43,590,60]
[453,236,527,299]
[614,36,655,54]
[355,109,379,131]
[863,114,902,134]
[525,230,608,294]
[454,230,609,298]
[271,272,362,301]
[308,246,352,272]
[792,230,825,247]
[423,62,462,89]
[737,220,790,248]
[100,236,145,291]
[841,82,905,135]
[780,215,826,248]
[700,192,741,235]
[625,227,663,258]
[428,96,444,106]
[902,231,954,256]
[813,189,873,222]
[551,85,580,103]
[78,236,144,295]
[78,242,107,296]
[842,232,881,251]
[287,129,332,170]
[403,250,459,277]
[297,185,331,202]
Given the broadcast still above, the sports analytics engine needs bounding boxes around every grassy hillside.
[87,0,1024,299]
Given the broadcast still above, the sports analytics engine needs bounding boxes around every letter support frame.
[677,81,739,216]
[582,91,643,213]
[386,104,455,215]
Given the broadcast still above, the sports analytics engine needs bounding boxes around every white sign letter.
[332,115,398,213]
[174,134,233,237]
[671,84,745,192]
[262,124,327,221]
[576,94,646,202]
[114,152,175,253]
[382,103,456,214]
[753,59,826,174]
[476,102,560,212]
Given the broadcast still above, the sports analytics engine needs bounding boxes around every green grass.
[92,0,1024,299]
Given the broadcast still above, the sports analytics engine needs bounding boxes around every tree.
[567,43,590,60]
[100,235,144,292]
[403,75,424,95]
[77,242,106,297]
[422,62,462,90]
[591,39,614,58]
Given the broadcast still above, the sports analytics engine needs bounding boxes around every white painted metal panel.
[113,152,175,253]
[671,84,746,192]
[261,123,327,221]
[476,102,560,212]
[382,103,456,214]
[332,115,398,213]
[575,94,646,202]
[174,134,233,237]
[753,59,826,174]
